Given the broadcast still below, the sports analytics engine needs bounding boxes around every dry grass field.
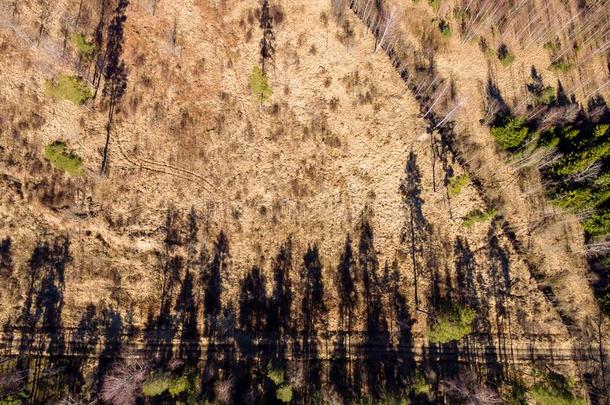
[0,0,608,403]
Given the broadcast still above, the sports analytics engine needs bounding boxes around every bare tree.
[100,361,149,405]
[259,0,276,74]
[36,0,53,44]
[214,376,234,405]
[375,5,399,52]
[443,372,503,405]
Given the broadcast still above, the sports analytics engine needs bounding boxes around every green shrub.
[484,47,496,60]
[45,74,93,105]
[491,118,529,150]
[594,124,609,139]
[462,208,497,228]
[72,33,97,60]
[267,367,284,386]
[142,375,171,397]
[412,371,431,396]
[250,66,272,102]
[428,0,442,10]
[534,86,556,105]
[448,173,470,197]
[543,41,557,52]
[428,302,476,344]
[45,141,84,176]
[550,60,574,73]
[168,375,190,397]
[583,211,610,236]
[528,372,584,405]
[553,188,610,212]
[439,20,452,37]
[498,45,515,66]
[276,385,293,403]
[552,141,610,175]
[593,173,610,188]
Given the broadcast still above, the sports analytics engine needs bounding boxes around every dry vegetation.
[0,0,609,403]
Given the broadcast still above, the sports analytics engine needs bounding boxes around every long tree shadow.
[358,216,391,399]
[8,237,72,402]
[331,235,357,403]
[0,236,12,274]
[400,151,430,308]
[200,232,229,402]
[299,245,327,402]
[66,304,100,396]
[99,0,129,175]
[94,305,122,396]
[175,270,200,366]
[267,238,294,360]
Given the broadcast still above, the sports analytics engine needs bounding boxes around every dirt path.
[1,329,606,365]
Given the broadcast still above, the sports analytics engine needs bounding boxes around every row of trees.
[486,66,610,317]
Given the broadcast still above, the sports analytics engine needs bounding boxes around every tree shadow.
[0,236,12,273]
[299,245,327,401]
[267,238,294,360]
[203,232,229,339]
[485,74,510,126]
[400,151,430,308]
[66,304,100,395]
[175,270,200,365]
[331,235,357,403]
[94,305,122,395]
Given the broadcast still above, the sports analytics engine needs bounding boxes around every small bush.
[439,20,452,37]
[142,375,171,397]
[45,74,93,105]
[583,211,610,236]
[553,188,610,212]
[428,0,442,10]
[250,65,272,102]
[462,208,497,228]
[491,118,530,150]
[448,173,470,197]
[534,86,556,105]
[267,367,285,386]
[168,375,190,397]
[550,60,574,74]
[412,371,431,396]
[428,302,476,344]
[276,384,293,403]
[552,141,610,175]
[528,372,584,405]
[498,44,515,66]
[45,141,84,176]
[72,33,96,60]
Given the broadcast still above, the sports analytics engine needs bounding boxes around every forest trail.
[1,329,607,365]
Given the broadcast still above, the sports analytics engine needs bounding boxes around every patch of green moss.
[44,141,84,176]
[45,74,93,105]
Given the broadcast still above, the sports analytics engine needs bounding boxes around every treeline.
[486,67,610,315]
